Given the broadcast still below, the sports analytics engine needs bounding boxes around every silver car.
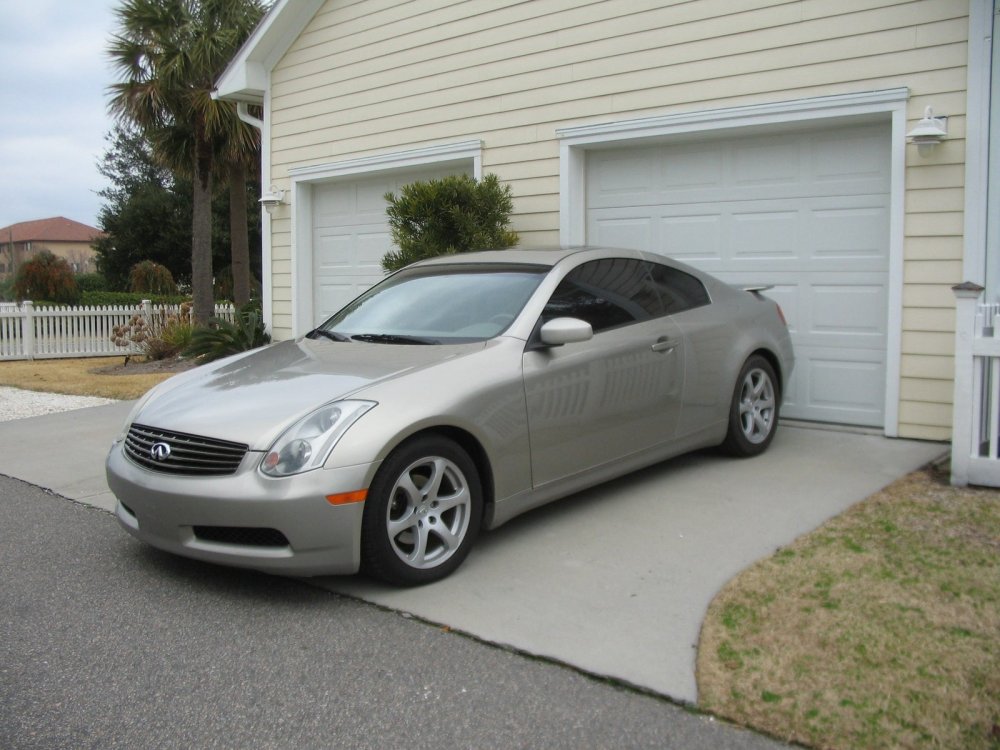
[107,247,793,585]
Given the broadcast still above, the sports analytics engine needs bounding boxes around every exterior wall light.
[259,187,286,214]
[906,106,948,155]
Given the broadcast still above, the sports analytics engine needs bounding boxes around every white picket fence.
[951,283,1000,487]
[0,300,236,361]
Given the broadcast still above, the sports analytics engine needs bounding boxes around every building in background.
[0,217,104,280]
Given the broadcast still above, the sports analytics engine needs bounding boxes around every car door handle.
[651,337,676,354]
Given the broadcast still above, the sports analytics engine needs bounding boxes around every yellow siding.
[902,353,955,380]
[903,307,955,332]
[266,0,971,438]
[901,376,954,403]
[905,236,963,260]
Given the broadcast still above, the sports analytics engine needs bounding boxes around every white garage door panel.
[729,210,799,259]
[593,198,888,268]
[813,207,886,257]
[811,284,886,336]
[311,165,471,323]
[585,122,891,426]
[313,226,389,319]
[798,352,885,425]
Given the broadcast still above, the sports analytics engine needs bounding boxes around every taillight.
[775,303,787,326]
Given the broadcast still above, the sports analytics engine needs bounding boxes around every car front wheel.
[361,436,482,586]
[722,355,779,457]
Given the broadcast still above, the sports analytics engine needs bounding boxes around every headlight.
[261,400,376,477]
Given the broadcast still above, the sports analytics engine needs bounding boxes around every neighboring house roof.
[0,217,104,244]
[215,0,325,103]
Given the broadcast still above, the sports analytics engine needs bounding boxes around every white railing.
[951,283,1000,487]
[0,300,236,361]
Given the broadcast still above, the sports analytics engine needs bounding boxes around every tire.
[361,436,482,586]
[721,355,780,457]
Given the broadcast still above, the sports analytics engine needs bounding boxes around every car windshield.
[317,263,549,344]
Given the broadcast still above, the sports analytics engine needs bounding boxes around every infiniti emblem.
[150,442,172,461]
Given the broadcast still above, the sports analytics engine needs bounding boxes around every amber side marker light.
[326,489,368,506]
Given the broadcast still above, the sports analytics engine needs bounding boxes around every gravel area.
[0,386,117,423]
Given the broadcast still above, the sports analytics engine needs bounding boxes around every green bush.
[161,318,195,352]
[128,260,177,295]
[184,305,271,363]
[13,251,81,305]
[81,291,188,307]
[75,273,110,293]
[381,173,519,272]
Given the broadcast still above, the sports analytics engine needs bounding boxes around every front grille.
[124,424,249,476]
[193,526,290,548]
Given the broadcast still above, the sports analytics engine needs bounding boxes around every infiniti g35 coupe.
[107,247,794,585]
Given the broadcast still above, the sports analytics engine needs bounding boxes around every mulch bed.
[90,356,201,376]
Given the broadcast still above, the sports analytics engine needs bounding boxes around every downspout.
[236,101,264,130]
[232,99,274,334]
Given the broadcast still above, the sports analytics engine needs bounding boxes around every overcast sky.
[0,0,120,230]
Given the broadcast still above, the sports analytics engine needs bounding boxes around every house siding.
[266,0,970,440]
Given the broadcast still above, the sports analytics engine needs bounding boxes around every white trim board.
[288,141,484,181]
[964,0,995,290]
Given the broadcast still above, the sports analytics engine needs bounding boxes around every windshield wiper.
[351,333,436,345]
[306,328,352,342]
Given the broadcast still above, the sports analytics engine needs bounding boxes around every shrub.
[111,312,154,354]
[75,273,110,293]
[13,250,81,305]
[128,260,177,295]
[184,304,271,362]
[381,173,519,272]
[82,291,187,306]
[110,301,194,361]
[161,316,195,352]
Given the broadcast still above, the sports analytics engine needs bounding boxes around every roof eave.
[214,0,325,104]
[215,60,268,104]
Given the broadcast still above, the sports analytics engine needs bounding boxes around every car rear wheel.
[361,436,482,586]
[722,355,779,457]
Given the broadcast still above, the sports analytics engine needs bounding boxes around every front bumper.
[106,443,378,576]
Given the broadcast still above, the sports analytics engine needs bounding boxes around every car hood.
[132,338,482,449]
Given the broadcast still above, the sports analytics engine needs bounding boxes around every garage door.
[311,165,472,322]
[585,121,891,427]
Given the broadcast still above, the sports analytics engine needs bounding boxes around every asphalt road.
[0,475,789,750]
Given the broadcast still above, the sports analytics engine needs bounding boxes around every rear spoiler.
[741,285,788,325]
[742,284,774,300]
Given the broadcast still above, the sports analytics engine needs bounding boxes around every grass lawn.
[698,466,1000,749]
[0,356,182,400]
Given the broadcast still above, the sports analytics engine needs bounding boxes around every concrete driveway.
[0,400,943,703]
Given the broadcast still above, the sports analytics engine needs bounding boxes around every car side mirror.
[539,317,594,347]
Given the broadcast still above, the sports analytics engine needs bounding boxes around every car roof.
[413,246,644,268]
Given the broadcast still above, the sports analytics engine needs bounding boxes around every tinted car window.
[648,262,710,315]
[543,258,661,332]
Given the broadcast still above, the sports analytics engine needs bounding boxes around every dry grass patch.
[0,357,182,400]
[698,467,1000,749]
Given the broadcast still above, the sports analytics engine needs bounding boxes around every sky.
[0,0,121,231]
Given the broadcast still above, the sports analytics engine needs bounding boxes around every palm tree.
[219,104,261,308]
[107,0,264,324]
